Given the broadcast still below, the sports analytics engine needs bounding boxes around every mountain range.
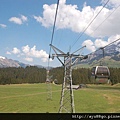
[0,56,26,68]
[0,42,119,68]
[74,41,120,68]
[0,56,48,68]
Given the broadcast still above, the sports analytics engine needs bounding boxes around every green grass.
[0,83,120,113]
[74,84,120,113]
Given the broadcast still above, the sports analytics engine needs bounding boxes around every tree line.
[0,66,46,85]
[0,66,119,85]
[50,67,120,84]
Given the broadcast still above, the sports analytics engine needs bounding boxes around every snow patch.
[0,56,6,59]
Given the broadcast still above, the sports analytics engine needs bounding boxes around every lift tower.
[46,70,52,100]
[50,44,87,113]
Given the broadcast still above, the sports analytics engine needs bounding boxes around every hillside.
[74,42,120,68]
[74,57,120,69]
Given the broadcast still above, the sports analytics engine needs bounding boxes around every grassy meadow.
[0,83,120,113]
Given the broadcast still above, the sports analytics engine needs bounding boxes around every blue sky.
[0,0,120,67]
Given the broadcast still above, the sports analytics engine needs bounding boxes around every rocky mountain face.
[0,56,20,68]
[0,56,45,68]
[76,41,120,68]
[0,56,31,68]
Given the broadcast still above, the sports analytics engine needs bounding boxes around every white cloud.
[6,51,11,55]
[22,45,30,54]
[0,24,7,28]
[108,34,120,44]
[9,15,28,25]
[27,45,49,62]
[12,47,21,54]
[87,6,120,37]
[33,0,91,30]
[59,0,66,5]
[26,45,49,62]
[101,0,120,8]
[82,34,120,52]
[24,57,33,62]
[94,39,108,48]
[21,15,28,22]
[9,45,49,63]
[82,40,96,52]
[34,0,120,38]
[33,16,42,23]
[9,17,22,25]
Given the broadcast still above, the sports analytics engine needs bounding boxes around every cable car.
[91,66,110,84]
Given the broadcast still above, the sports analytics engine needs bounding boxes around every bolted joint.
[52,55,54,60]
[49,54,55,60]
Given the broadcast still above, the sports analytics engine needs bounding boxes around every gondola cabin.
[91,66,110,84]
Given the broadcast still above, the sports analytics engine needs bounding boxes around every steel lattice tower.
[59,55,75,113]
[50,44,87,113]
[46,70,52,100]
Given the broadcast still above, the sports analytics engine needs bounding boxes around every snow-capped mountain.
[0,56,20,68]
[0,56,45,68]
